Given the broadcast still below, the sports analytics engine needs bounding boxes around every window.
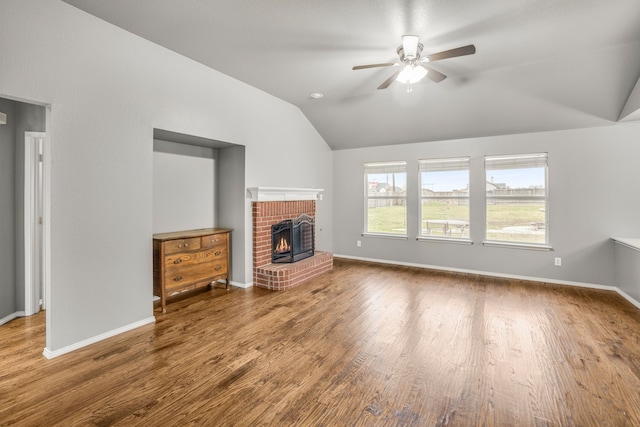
[419,157,470,239]
[364,161,407,236]
[485,153,548,245]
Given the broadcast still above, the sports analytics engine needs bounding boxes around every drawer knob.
[173,276,182,281]
[184,243,189,247]
[215,251,222,256]
[173,259,182,264]
[215,266,222,271]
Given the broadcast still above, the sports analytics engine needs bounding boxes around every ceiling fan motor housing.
[397,42,424,63]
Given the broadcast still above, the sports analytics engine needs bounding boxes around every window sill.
[482,241,553,251]
[417,236,473,245]
[362,232,408,240]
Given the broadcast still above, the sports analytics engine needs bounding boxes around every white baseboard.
[42,316,156,359]
[333,254,640,308]
[614,288,640,310]
[230,280,253,289]
[0,312,19,326]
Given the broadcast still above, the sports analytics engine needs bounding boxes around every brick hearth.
[252,200,333,290]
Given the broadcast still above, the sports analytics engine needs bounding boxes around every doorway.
[0,96,48,334]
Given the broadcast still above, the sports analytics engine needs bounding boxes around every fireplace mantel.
[247,187,323,202]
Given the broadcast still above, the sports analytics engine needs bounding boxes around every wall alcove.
[152,128,246,285]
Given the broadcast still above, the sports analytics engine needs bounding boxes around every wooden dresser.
[153,228,231,313]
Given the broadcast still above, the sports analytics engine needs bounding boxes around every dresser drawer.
[164,260,228,291]
[164,237,201,255]
[201,233,228,249]
[164,247,227,270]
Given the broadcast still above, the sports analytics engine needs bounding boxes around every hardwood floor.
[2,258,640,426]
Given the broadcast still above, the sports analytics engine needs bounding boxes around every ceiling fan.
[353,35,476,92]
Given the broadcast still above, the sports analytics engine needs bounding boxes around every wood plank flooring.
[2,258,640,426]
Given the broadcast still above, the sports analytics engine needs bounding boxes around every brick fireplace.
[251,188,333,290]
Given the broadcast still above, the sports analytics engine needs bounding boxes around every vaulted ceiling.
[63,0,640,150]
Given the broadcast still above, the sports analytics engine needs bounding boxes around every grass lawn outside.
[367,203,546,243]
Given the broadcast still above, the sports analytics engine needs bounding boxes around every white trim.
[334,253,611,289]
[0,312,19,326]
[0,112,6,124]
[230,280,253,289]
[247,187,323,201]
[24,132,47,316]
[217,279,253,289]
[361,232,408,240]
[482,241,553,251]
[332,254,640,306]
[42,316,156,359]
[615,288,640,310]
[612,237,640,252]
[417,236,473,245]
[43,107,52,350]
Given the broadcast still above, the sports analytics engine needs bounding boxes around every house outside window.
[419,157,470,239]
[485,153,548,245]
[364,161,407,236]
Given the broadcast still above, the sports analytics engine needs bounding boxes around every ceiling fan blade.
[425,66,447,83]
[352,62,396,70]
[402,35,420,58]
[426,44,476,62]
[377,69,401,90]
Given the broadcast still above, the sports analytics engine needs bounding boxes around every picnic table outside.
[423,219,469,236]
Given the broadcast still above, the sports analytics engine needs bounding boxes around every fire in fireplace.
[272,214,315,263]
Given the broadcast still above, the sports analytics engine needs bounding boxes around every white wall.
[152,142,216,234]
[333,122,640,288]
[0,0,332,353]
[218,145,248,284]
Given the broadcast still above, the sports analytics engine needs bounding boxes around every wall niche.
[152,128,246,284]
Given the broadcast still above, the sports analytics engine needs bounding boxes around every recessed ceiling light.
[310,92,324,99]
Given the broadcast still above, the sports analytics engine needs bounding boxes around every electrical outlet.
[357,240,362,247]
[554,257,562,267]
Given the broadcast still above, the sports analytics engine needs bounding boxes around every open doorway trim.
[24,131,47,316]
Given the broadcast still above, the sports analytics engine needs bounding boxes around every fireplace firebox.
[272,214,315,263]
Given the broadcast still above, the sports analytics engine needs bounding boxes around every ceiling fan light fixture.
[395,64,427,84]
[352,35,475,91]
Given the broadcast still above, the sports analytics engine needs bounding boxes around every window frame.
[363,161,408,238]
[418,156,471,243]
[484,152,550,249]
